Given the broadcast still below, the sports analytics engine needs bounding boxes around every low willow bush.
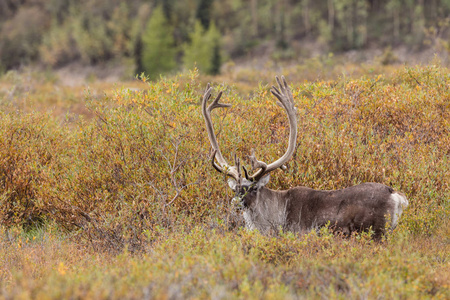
[0,65,449,252]
[1,225,448,299]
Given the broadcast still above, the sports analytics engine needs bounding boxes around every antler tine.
[234,154,242,181]
[210,150,223,173]
[266,76,297,173]
[242,166,250,180]
[202,84,240,181]
[271,75,295,111]
[247,76,298,181]
[247,148,267,181]
[208,91,230,111]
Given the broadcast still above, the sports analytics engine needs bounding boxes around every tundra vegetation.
[0,63,449,299]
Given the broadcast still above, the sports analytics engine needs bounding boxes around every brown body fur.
[243,182,400,238]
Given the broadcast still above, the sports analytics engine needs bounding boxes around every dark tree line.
[1,0,450,76]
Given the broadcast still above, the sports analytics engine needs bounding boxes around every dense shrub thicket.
[0,63,449,299]
[0,65,448,252]
[1,224,448,298]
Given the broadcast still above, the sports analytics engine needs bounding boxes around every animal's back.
[284,183,408,236]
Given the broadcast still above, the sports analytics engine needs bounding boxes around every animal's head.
[201,76,297,209]
[227,175,271,208]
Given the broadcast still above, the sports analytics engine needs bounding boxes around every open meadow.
[0,63,449,299]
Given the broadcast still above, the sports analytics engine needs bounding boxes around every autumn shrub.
[1,223,448,299]
[0,112,67,229]
[0,64,449,298]
[0,65,448,252]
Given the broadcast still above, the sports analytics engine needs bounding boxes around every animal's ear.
[256,174,270,188]
[228,178,237,191]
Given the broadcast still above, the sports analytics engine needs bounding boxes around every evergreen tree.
[142,6,176,79]
[196,0,213,29]
[183,21,208,72]
[208,23,222,75]
[134,35,144,75]
[155,0,174,20]
[183,21,221,75]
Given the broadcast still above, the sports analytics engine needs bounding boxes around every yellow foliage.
[0,65,448,298]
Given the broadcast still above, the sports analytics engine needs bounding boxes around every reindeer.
[202,76,408,238]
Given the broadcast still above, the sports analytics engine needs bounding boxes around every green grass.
[0,64,449,298]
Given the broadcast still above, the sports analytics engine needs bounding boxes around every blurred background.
[1,0,450,81]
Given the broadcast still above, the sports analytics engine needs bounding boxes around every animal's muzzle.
[231,195,244,209]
